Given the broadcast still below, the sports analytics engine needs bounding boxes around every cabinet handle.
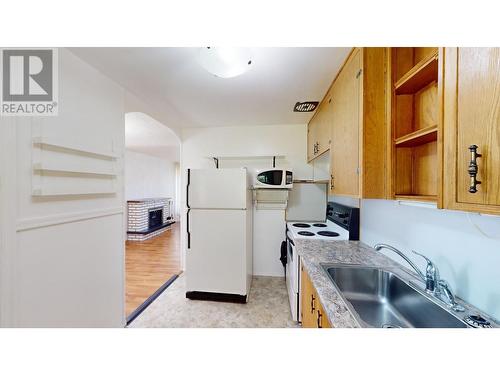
[310,294,316,314]
[330,175,335,190]
[468,145,482,193]
[317,310,323,328]
[186,209,191,249]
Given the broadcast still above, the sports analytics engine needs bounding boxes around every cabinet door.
[307,120,318,162]
[443,48,500,214]
[300,265,317,328]
[308,106,330,162]
[317,302,332,328]
[317,92,333,156]
[330,49,362,196]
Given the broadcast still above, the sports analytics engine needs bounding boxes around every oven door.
[285,232,299,322]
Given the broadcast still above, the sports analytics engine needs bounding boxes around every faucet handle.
[412,251,439,292]
[412,250,433,265]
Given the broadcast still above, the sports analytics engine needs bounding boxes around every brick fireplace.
[127,198,174,241]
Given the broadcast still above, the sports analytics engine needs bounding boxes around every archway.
[123,112,182,323]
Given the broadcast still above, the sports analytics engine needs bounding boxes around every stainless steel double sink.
[322,264,469,328]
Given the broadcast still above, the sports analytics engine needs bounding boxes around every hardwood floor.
[125,223,181,317]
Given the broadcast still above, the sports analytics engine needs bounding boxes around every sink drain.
[382,324,402,328]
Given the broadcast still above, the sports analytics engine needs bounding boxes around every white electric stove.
[286,220,350,241]
[285,202,360,322]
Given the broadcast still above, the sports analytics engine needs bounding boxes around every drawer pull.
[468,145,482,193]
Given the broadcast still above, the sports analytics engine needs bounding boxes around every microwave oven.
[254,169,293,189]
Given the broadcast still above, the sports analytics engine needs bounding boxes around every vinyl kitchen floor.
[128,274,298,328]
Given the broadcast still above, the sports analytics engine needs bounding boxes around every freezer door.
[187,168,248,209]
[186,209,248,295]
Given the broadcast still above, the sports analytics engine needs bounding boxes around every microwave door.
[257,170,283,186]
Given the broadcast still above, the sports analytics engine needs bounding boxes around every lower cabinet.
[301,264,332,328]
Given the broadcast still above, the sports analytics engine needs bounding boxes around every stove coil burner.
[313,223,327,228]
[293,223,311,228]
[465,315,491,328]
[317,231,340,237]
[297,231,315,236]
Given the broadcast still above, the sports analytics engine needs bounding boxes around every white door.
[186,209,247,295]
[187,168,248,209]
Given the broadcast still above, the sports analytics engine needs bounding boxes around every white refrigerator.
[185,168,253,303]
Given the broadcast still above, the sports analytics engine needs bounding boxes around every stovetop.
[287,220,349,241]
[287,202,359,241]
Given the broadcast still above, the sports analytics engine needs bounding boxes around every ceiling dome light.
[198,47,253,78]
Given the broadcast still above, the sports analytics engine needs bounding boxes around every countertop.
[295,239,498,328]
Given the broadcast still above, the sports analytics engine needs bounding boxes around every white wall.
[360,199,500,321]
[125,150,176,202]
[180,124,313,275]
[0,48,125,327]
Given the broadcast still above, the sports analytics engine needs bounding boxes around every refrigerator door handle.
[186,168,191,209]
[186,208,191,249]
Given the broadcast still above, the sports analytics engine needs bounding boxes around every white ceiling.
[125,112,180,161]
[71,47,351,130]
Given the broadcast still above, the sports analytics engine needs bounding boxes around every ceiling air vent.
[293,101,319,112]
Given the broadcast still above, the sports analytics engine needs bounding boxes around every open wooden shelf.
[395,125,438,147]
[395,52,438,95]
[395,194,437,202]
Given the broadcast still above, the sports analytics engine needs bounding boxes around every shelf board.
[394,125,438,147]
[33,137,117,159]
[395,52,438,95]
[395,194,437,202]
[205,155,285,160]
[32,187,116,197]
[33,162,117,177]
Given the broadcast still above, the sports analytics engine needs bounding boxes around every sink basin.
[323,265,468,328]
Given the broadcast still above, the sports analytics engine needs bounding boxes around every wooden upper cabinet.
[443,48,500,214]
[307,120,318,162]
[328,48,386,198]
[330,49,361,197]
[307,93,332,162]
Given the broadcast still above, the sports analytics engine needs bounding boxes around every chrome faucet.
[373,244,427,283]
[373,243,465,312]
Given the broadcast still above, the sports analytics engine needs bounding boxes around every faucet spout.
[373,243,426,282]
